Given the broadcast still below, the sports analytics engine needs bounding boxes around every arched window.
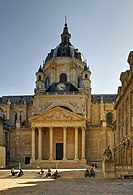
[60,73,67,82]
[14,113,17,126]
[38,75,41,80]
[106,112,113,127]
[45,77,50,89]
[78,76,82,88]
[85,74,88,79]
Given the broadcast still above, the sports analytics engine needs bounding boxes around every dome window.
[85,74,88,79]
[45,77,50,89]
[38,75,41,80]
[78,76,82,88]
[60,73,67,82]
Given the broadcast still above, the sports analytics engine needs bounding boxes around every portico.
[30,107,86,165]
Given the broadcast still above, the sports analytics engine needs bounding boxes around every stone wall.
[9,128,31,165]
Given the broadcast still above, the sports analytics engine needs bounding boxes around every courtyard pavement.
[0,169,133,195]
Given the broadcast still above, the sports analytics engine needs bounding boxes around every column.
[31,127,35,160]
[49,127,53,160]
[38,127,42,160]
[63,127,67,160]
[81,126,86,159]
[74,126,79,160]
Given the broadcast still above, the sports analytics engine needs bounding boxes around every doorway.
[56,143,63,160]
[25,157,30,165]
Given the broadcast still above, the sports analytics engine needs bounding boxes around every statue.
[103,146,112,161]
[127,51,133,66]
[17,111,20,121]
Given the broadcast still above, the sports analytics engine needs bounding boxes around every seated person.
[45,168,51,178]
[84,168,90,177]
[11,168,18,176]
[90,168,95,177]
[52,170,60,179]
[39,169,46,178]
[39,169,44,175]
[18,169,24,177]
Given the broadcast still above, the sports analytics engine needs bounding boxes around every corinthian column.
[49,127,53,160]
[74,126,79,160]
[31,127,35,161]
[38,127,42,160]
[63,127,67,160]
[81,126,86,159]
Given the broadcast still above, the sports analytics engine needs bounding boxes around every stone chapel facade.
[114,51,133,171]
[0,22,117,168]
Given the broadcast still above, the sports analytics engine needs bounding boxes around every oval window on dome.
[45,77,50,89]
[60,73,67,82]
[78,76,82,88]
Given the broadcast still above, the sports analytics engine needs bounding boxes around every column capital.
[81,126,86,131]
[38,127,42,131]
[74,126,79,130]
[63,126,67,130]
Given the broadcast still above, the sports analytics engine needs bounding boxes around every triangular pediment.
[30,107,85,122]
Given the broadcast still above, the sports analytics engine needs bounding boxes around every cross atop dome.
[61,16,71,46]
[65,15,67,25]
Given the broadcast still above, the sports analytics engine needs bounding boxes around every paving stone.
[0,177,133,195]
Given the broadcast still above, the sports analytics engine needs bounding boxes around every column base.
[37,158,42,161]
[49,158,53,161]
[80,158,86,163]
[74,158,79,161]
[30,158,35,163]
[62,158,67,161]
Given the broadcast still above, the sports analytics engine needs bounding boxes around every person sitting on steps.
[84,168,90,178]
[45,168,51,178]
[90,168,95,177]
[52,170,60,179]
[11,168,18,176]
[18,169,24,177]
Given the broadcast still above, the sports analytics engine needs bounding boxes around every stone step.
[0,168,103,179]
[25,162,92,169]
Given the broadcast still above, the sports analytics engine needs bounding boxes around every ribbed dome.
[45,22,84,63]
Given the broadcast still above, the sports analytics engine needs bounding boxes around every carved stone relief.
[69,100,86,114]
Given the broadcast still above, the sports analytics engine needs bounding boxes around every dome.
[45,22,84,63]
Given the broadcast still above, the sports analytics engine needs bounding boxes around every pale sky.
[0,0,133,96]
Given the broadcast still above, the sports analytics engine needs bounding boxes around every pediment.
[30,107,85,122]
